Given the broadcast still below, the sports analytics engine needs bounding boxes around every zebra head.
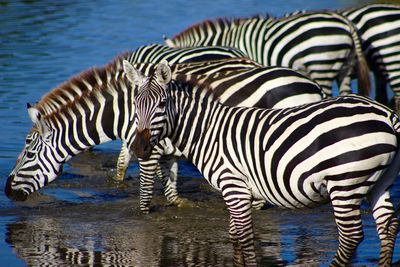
[5,104,64,201]
[123,60,172,159]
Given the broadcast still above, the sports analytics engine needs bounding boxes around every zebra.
[5,50,323,212]
[340,4,400,110]
[164,11,371,98]
[128,60,400,266]
[132,59,323,212]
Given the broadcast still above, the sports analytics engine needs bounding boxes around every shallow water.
[1,0,400,266]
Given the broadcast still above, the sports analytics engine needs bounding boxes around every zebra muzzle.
[133,128,153,159]
[5,175,28,201]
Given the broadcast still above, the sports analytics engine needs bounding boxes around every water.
[1,0,399,266]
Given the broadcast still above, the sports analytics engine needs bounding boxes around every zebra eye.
[26,151,35,158]
[158,100,166,108]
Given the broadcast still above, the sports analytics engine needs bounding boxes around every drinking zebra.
[129,61,399,266]
[340,4,400,110]
[5,50,323,210]
[164,11,371,97]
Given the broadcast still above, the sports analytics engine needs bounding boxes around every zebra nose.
[5,175,28,202]
[133,128,153,159]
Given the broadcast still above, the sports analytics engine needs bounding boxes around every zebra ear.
[156,60,171,85]
[123,60,144,86]
[27,103,51,139]
[27,103,41,124]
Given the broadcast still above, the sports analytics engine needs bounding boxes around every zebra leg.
[222,183,257,266]
[329,195,364,266]
[251,199,266,210]
[114,141,131,181]
[330,204,364,266]
[368,190,399,266]
[229,215,244,266]
[394,95,400,114]
[138,151,163,213]
[337,75,352,95]
[157,156,195,207]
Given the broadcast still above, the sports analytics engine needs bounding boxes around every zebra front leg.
[368,190,399,266]
[157,156,195,208]
[114,141,131,181]
[222,183,257,266]
[229,216,244,266]
[138,152,163,213]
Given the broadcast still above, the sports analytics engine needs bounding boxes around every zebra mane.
[35,51,131,119]
[171,14,273,40]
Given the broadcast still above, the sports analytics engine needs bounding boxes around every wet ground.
[2,149,399,267]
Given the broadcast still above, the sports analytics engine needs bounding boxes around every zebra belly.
[249,177,330,209]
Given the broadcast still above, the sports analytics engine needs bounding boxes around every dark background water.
[1,0,399,266]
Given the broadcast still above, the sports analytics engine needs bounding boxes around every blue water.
[1,0,399,266]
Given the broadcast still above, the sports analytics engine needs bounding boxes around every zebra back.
[128,43,246,64]
[165,12,371,96]
[130,58,324,109]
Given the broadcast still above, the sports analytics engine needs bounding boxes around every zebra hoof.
[137,207,150,215]
[173,197,197,208]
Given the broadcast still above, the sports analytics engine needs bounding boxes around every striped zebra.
[164,11,371,97]
[340,4,400,110]
[5,49,323,210]
[128,61,400,266]
[133,59,323,212]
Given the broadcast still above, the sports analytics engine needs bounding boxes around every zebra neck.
[40,78,136,157]
[168,85,221,162]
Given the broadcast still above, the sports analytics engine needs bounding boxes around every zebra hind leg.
[229,216,245,266]
[222,183,257,266]
[368,190,399,267]
[329,199,364,266]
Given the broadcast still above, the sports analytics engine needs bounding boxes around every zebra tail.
[346,14,371,96]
